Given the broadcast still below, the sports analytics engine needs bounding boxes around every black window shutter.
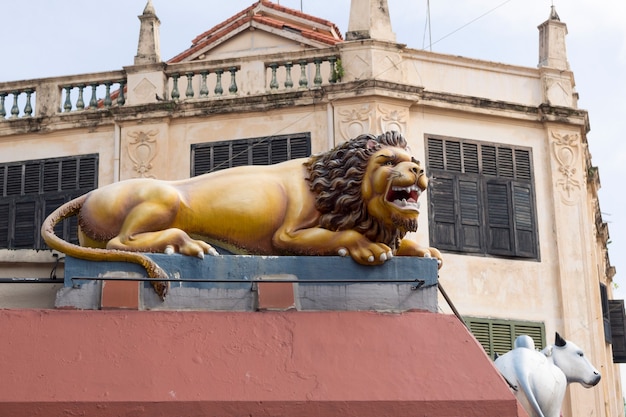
[13,199,38,248]
[290,136,311,159]
[512,182,537,258]
[485,180,513,255]
[459,178,482,251]
[41,196,66,249]
[0,202,9,248]
[191,133,311,177]
[427,138,444,170]
[231,141,250,167]
[252,142,270,165]
[212,143,231,172]
[429,173,458,249]
[270,137,289,164]
[609,300,626,363]
[600,284,612,343]
[0,154,98,250]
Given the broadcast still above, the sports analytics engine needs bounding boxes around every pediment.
[169,0,343,63]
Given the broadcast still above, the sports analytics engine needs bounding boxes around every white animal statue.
[494,333,601,417]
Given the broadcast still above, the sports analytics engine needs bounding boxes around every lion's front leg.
[396,239,443,268]
[273,227,393,265]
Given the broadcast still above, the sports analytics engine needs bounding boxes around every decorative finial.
[549,5,560,21]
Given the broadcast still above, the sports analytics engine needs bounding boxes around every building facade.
[0,1,621,416]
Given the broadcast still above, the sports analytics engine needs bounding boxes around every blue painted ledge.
[59,254,439,312]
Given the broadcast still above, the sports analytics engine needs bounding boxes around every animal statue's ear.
[555,332,567,347]
[366,139,379,150]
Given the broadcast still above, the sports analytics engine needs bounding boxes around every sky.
[2,2,625,306]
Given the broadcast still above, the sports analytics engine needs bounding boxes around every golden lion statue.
[42,131,441,298]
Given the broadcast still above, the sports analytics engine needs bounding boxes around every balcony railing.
[0,47,341,122]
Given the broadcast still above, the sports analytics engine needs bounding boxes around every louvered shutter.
[191,133,311,176]
[231,141,250,167]
[512,182,537,258]
[429,173,457,249]
[485,180,513,256]
[290,136,311,159]
[14,199,37,248]
[212,143,231,172]
[466,320,494,358]
[270,137,289,164]
[459,178,481,251]
[252,142,270,165]
[464,317,545,359]
[41,196,66,249]
[609,300,626,363]
[0,202,9,248]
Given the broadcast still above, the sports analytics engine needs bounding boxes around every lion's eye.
[384,160,395,166]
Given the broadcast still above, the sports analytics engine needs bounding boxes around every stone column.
[547,126,602,417]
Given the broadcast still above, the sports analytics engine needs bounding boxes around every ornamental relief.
[550,131,582,204]
[378,105,407,135]
[337,104,372,140]
[127,129,158,178]
[337,104,408,141]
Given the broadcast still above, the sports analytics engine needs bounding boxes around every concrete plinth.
[57,254,439,312]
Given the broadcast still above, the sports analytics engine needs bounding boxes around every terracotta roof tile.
[168,0,342,63]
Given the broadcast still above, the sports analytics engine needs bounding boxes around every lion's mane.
[304,131,415,250]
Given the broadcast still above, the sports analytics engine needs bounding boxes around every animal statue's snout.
[586,371,601,387]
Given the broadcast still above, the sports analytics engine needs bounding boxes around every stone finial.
[134,0,162,65]
[548,5,560,21]
[537,5,569,70]
[346,0,396,42]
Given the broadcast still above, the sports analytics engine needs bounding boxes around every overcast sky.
[2,0,625,301]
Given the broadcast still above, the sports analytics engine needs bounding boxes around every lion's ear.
[366,139,378,150]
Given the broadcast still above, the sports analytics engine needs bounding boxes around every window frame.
[464,316,546,359]
[0,154,98,250]
[191,132,311,176]
[426,135,539,260]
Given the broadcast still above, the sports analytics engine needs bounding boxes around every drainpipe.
[327,102,334,150]
[113,122,121,183]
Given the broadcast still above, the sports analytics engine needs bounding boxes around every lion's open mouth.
[386,185,421,211]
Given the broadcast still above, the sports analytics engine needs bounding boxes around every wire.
[423,0,515,50]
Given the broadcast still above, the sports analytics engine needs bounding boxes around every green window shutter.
[464,317,545,359]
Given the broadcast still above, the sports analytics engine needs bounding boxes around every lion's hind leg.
[106,228,216,258]
[104,197,217,257]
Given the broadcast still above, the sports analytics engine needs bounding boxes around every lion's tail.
[41,194,169,282]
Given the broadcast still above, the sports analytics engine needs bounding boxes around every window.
[426,136,538,259]
[0,154,98,250]
[464,317,545,358]
[191,132,311,176]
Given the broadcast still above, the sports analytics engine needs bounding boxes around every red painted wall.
[0,309,527,416]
